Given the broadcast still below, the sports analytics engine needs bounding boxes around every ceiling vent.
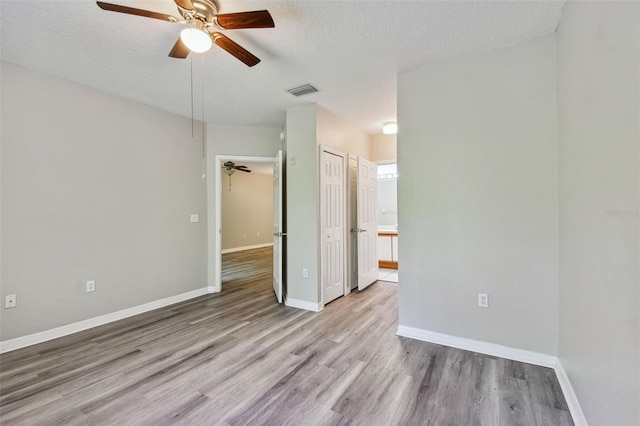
[287,84,318,97]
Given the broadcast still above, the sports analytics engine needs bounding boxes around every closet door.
[357,158,378,290]
[321,150,345,304]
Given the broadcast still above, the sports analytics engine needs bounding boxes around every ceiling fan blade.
[168,37,190,59]
[215,10,275,29]
[173,0,195,12]
[235,168,251,173]
[96,2,179,22]
[211,33,260,67]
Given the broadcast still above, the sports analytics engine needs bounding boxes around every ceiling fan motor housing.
[178,0,217,25]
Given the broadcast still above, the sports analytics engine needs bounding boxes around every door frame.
[210,154,277,293]
[319,146,348,307]
[347,154,358,293]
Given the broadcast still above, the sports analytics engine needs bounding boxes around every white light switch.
[190,214,199,223]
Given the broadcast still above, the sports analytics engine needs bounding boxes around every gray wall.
[397,36,559,354]
[221,168,273,251]
[285,105,320,303]
[1,62,207,341]
[557,2,640,425]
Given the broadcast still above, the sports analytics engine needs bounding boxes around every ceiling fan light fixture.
[382,121,398,135]
[180,21,212,53]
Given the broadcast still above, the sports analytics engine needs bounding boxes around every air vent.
[287,84,318,97]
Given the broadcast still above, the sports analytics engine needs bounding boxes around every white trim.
[0,287,210,354]
[285,297,324,312]
[554,359,588,426]
[221,242,273,254]
[213,154,277,293]
[396,325,557,367]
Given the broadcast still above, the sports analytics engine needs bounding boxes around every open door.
[357,157,378,290]
[272,150,284,303]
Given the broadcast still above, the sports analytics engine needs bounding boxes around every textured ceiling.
[1,0,564,134]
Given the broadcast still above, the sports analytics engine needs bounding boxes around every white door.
[357,158,378,290]
[272,150,284,303]
[321,150,345,305]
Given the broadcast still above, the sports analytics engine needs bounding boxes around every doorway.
[376,162,398,283]
[213,154,283,297]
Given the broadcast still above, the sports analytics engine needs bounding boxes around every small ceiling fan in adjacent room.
[223,161,251,175]
[222,161,251,191]
[96,0,274,67]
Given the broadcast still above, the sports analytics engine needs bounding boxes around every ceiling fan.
[223,161,251,175]
[96,0,274,67]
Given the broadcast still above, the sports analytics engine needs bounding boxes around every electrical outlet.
[190,214,199,223]
[302,268,309,278]
[5,294,17,309]
[86,280,96,293]
[478,293,489,308]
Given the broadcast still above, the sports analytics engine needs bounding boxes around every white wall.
[377,178,397,228]
[397,36,559,354]
[221,168,273,250]
[557,2,640,425]
[0,62,207,341]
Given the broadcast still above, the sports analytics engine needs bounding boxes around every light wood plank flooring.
[0,247,572,425]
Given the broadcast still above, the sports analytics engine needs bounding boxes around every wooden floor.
[0,247,573,425]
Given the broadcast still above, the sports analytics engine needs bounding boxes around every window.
[377,163,397,180]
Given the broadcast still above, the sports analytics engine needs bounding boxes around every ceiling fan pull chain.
[190,55,194,138]
[201,53,206,181]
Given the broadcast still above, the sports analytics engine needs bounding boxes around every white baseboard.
[396,325,557,367]
[285,297,323,312]
[221,243,273,254]
[396,325,587,425]
[0,287,211,354]
[554,359,588,426]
